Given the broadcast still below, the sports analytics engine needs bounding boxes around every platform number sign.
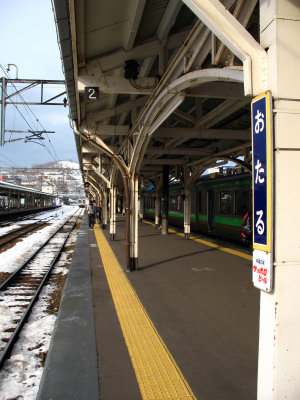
[251,91,273,292]
[85,87,99,102]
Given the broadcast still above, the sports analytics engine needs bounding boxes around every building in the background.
[0,160,85,200]
[41,184,54,194]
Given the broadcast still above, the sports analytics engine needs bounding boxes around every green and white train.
[143,173,252,244]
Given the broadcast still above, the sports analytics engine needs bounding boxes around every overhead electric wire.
[1,65,58,160]
[1,65,41,131]
[0,159,15,168]
[0,153,17,167]
[0,152,18,167]
[1,68,36,132]
[0,65,60,162]
[0,161,13,168]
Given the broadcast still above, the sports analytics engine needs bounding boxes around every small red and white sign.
[252,249,273,292]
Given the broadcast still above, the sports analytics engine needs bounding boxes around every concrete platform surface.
[38,213,259,400]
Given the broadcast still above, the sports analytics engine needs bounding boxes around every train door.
[207,190,215,232]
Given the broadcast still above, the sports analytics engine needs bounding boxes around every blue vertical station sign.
[251,91,273,253]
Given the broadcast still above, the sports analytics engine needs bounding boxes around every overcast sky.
[0,0,79,168]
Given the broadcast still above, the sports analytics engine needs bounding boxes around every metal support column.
[102,190,108,229]
[110,187,116,240]
[122,176,130,271]
[113,187,116,239]
[129,175,139,270]
[1,77,6,147]
[161,165,169,235]
[184,187,191,239]
[154,189,161,229]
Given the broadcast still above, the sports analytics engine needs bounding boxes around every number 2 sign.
[85,87,99,102]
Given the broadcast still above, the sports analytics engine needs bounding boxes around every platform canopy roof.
[52,0,262,191]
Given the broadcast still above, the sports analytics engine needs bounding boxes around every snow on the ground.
[0,206,82,400]
[0,224,21,235]
[0,207,71,236]
[0,285,57,400]
[0,206,78,274]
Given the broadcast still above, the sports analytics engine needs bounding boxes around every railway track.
[0,218,55,249]
[0,208,64,229]
[0,208,82,369]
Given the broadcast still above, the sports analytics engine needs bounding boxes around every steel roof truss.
[77,75,156,95]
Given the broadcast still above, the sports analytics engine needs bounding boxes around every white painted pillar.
[113,187,117,237]
[133,177,139,269]
[129,176,139,270]
[110,188,113,234]
[161,165,169,235]
[102,190,108,229]
[155,189,161,229]
[109,187,116,240]
[184,187,191,239]
[257,2,300,399]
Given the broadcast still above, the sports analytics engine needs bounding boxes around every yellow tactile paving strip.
[94,224,196,400]
[143,220,252,261]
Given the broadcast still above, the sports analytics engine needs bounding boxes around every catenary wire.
[0,152,18,167]
[1,65,58,159]
[0,65,60,162]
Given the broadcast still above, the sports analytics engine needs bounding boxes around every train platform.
[37,212,259,400]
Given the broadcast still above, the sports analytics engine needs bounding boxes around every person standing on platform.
[92,200,99,223]
[87,201,95,228]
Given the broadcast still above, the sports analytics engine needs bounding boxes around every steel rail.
[0,209,82,368]
[0,218,55,247]
[0,208,61,226]
[0,212,79,291]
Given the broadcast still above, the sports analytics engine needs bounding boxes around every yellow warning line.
[94,224,196,400]
[143,220,252,261]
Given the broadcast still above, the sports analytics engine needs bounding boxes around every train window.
[220,191,233,214]
[236,190,249,215]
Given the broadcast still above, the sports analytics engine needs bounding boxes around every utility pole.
[0,71,66,146]
[1,77,6,146]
